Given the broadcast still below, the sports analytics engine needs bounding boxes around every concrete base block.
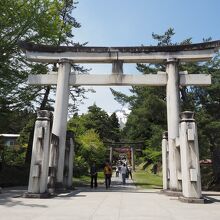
[23,192,50,199]
[178,196,204,204]
[162,189,183,197]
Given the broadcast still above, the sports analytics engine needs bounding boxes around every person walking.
[90,162,97,188]
[115,165,119,177]
[104,162,112,189]
[121,163,127,185]
[152,163,158,175]
[128,165,132,179]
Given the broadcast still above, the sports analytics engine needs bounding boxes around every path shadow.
[202,191,220,204]
[0,187,48,208]
[0,179,161,204]
[0,198,48,208]
[204,196,220,203]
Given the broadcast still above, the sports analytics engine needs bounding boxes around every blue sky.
[72,0,220,113]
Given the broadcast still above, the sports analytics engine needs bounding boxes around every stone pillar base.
[66,185,74,190]
[23,192,50,199]
[48,188,57,196]
[159,189,167,194]
[162,189,183,197]
[54,182,68,192]
[178,196,204,204]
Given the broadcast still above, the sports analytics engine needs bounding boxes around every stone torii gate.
[20,41,220,200]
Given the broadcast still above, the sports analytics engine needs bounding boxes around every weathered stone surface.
[179,111,202,199]
[28,73,211,86]
[166,59,181,191]
[23,192,50,199]
[178,196,204,204]
[20,40,220,53]
[51,61,71,186]
[162,131,169,190]
[162,189,183,197]
[26,110,52,196]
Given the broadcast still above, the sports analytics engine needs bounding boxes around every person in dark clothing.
[152,163,158,174]
[90,162,98,188]
[128,165,132,179]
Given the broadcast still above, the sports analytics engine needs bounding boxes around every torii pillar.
[166,58,181,191]
[51,59,71,187]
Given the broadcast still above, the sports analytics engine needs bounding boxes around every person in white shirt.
[121,164,127,184]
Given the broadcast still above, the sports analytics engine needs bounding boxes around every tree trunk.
[40,86,51,110]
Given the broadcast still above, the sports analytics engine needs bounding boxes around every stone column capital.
[58,58,72,64]
[37,110,52,121]
[166,58,179,64]
[180,111,195,122]
[162,131,168,140]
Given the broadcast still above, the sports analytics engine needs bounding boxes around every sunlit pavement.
[0,178,220,220]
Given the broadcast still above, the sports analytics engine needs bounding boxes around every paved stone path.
[0,176,220,220]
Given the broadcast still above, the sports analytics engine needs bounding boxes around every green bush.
[1,146,26,167]
[73,156,88,177]
[0,166,29,187]
[200,164,220,190]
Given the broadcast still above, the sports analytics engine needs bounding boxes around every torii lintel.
[19,41,220,63]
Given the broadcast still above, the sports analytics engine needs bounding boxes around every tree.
[68,104,121,142]
[77,129,106,166]
[0,0,87,112]
[83,104,121,142]
[67,105,122,173]
[109,112,121,142]
[0,0,93,165]
[111,29,220,186]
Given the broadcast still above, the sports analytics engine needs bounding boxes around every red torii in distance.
[105,141,145,171]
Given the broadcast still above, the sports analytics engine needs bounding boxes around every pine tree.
[111,29,220,185]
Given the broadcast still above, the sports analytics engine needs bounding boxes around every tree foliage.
[112,29,220,185]
[68,104,121,173]
[77,129,106,166]
[68,104,121,144]
[85,105,121,142]
[0,0,92,166]
[0,0,87,114]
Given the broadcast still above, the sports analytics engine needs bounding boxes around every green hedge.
[0,166,29,187]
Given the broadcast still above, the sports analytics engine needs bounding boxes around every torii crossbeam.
[20,41,220,63]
